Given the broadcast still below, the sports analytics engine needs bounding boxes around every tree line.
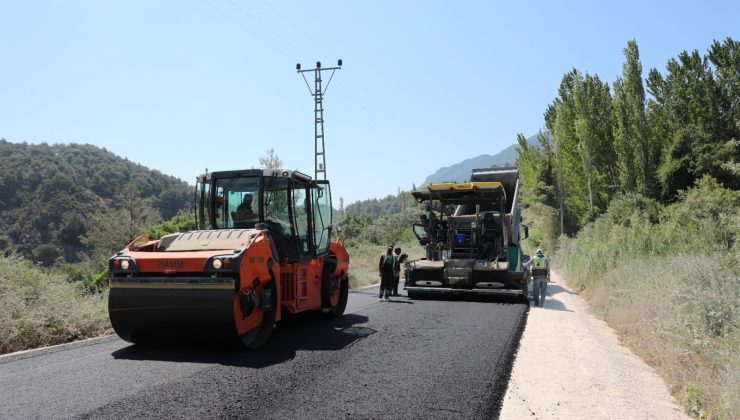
[517,38,739,236]
[0,141,193,264]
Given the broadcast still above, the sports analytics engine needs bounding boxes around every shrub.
[146,210,197,239]
[32,244,61,267]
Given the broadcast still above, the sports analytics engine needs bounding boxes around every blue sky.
[1,1,738,205]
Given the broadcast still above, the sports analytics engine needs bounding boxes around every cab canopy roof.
[196,168,312,183]
[411,181,506,204]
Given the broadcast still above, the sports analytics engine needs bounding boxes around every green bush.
[31,244,61,267]
[145,210,197,239]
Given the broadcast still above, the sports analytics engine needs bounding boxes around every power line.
[225,0,310,62]
[260,0,335,58]
[260,0,407,135]
[200,0,298,63]
[200,0,399,151]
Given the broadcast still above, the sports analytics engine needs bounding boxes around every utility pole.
[296,59,342,180]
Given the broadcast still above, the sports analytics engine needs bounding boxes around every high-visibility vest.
[532,254,547,268]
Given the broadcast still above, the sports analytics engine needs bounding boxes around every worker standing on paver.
[531,249,549,306]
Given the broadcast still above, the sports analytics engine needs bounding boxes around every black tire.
[330,279,349,318]
[407,290,421,300]
[239,280,278,349]
[532,277,540,307]
[320,262,336,309]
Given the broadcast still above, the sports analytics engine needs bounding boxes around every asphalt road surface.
[0,284,528,419]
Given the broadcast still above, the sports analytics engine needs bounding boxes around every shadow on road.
[385,299,414,304]
[545,283,578,296]
[111,313,371,368]
[537,297,572,312]
[350,289,382,297]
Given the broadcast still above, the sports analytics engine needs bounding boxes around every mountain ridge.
[419,131,548,186]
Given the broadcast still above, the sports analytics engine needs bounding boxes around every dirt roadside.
[499,271,689,420]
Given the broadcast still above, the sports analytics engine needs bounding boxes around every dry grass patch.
[0,257,109,355]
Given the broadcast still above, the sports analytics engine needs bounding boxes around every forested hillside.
[517,38,739,418]
[0,141,192,264]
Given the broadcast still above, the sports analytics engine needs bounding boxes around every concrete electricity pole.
[296,59,342,180]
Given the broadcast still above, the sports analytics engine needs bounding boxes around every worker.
[234,194,257,226]
[378,245,395,301]
[392,246,408,296]
[531,248,549,306]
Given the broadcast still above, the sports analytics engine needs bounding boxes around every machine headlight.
[212,258,223,270]
[120,260,130,270]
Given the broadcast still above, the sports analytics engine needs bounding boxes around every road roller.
[108,168,350,348]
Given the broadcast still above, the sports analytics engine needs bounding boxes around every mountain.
[0,140,193,263]
[419,131,548,186]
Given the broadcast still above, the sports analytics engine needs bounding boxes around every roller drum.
[108,286,236,344]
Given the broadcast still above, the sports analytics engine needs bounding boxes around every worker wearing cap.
[378,245,395,301]
[531,248,549,306]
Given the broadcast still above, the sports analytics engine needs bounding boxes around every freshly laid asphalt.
[0,283,528,419]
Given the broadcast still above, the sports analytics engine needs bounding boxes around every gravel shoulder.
[500,271,689,420]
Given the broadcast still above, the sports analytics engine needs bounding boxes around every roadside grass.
[0,256,109,355]
[554,179,740,419]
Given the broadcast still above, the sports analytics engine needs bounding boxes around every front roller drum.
[108,287,236,344]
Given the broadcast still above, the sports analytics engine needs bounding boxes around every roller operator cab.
[405,166,530,300]
[108,169,350,348]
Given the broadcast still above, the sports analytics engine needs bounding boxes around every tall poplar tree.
[573,72,617,221]
[614,40,652,196]
[622,41,652,196]
[613,78,637,192]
